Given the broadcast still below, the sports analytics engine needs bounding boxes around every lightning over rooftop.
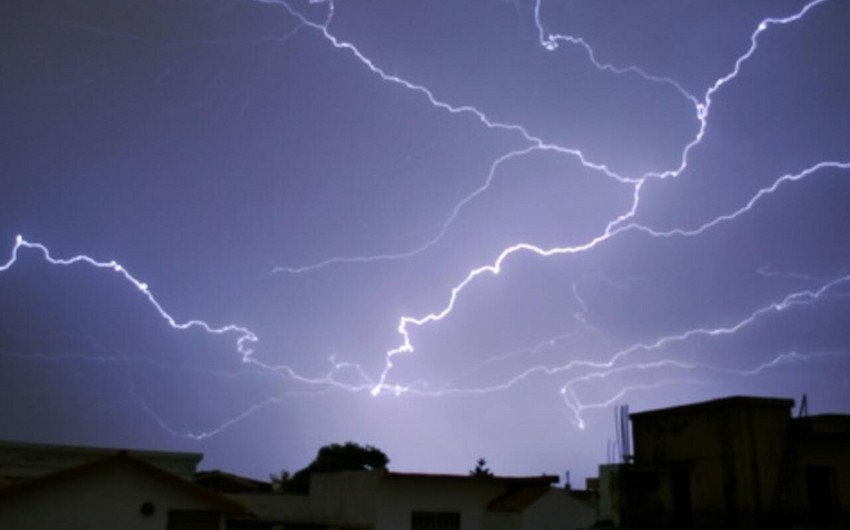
[1,0,849,482]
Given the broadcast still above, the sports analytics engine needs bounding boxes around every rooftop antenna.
[620,404,631,463]
[797,394,808,418]
[612,404,631,463]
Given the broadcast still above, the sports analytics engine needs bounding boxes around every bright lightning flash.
[2,0,848,439]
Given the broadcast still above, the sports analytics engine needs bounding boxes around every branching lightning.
[362,0,848,397]
[1,236,378,396]
[2,0,848,440]
[2,235,258,360]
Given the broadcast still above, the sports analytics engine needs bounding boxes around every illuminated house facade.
[0,442,246,530]
[0,439,596,530]
[228,470,597,530]
[600,396,850,530]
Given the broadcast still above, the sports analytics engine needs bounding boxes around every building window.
[411,511,461,530]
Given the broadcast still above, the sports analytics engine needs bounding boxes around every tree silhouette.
[470,457,493,477]
[275,442,389,494]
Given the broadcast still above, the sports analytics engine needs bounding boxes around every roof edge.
[630,395,794,420]
[0,452,246,515]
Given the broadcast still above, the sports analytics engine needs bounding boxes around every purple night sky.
[1,0,849,483]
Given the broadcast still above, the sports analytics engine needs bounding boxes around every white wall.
[229,492,312,522]
[230,472,595,530]
[375,476,507,530]
[231,471,380,528]
[484,510,522,530]
[310,470,379,526]
[0,463,224,530]
[522,490,595,530]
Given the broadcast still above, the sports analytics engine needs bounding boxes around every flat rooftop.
[630,395,795,420]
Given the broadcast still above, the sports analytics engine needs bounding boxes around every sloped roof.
[0,451,247,515]
[195,469,273,493]
[0,438,202,482]
[0,439,203,463]
[383,471,558,485]
[487,485,551,512]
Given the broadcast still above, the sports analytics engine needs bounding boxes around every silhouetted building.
[0,439,597,529]
[598,396,850,530]
[0,448,246,530]
[229,470,597,530]
[0,438,202,484]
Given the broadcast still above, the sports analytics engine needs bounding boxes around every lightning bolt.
[560,349,850,429]
[1,236,381,395]
[274,0,832,275]
[363,0,846,396]
[3,0,847,439]
[2,235,259,361]
[371,157,850,397]
[386,269,850,398]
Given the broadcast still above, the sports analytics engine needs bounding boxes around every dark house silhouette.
[608,396,849,530]
[0,450,246,529]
